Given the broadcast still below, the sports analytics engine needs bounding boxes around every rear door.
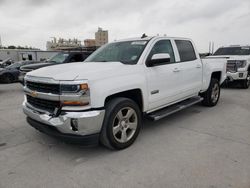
[174,40,203,96]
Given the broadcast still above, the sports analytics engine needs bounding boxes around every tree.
[7,45,16,49]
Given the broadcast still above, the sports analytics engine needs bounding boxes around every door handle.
[173,68,180,72]
[196,64,202,68]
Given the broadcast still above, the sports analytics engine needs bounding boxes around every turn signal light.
[80,83,89,91]
[62,101,89,106]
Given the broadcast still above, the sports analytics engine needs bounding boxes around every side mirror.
[148,53,171,67]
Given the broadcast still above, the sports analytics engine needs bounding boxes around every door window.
[147,40,175,64]
[175,40,197,62]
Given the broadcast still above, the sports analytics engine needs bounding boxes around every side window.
[23,61,30,65]
[148,40,175,63]
[82,54,89,61]
[70,54,83,62]
[175,40,197,62]
[28,54,33,60]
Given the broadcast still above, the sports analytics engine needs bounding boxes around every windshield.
[6,62,21,69]
[48,53,69,63]
[214,47,250,56]
[85,40,148,64]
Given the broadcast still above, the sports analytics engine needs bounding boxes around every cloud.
[0,0,249,52]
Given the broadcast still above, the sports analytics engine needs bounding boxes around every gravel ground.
[0,83,250,188]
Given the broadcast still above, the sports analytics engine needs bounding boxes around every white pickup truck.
[22,36,227,149]
[209,45,250,88]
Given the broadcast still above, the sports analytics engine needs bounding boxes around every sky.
[0,0,249,52]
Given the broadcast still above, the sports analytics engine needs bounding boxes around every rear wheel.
[100,98,142,150]
[3,74,14,83]
[201,78,220,107]
[241,71,250,89]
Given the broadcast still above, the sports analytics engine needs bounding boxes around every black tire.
[241,71,250,89]
[201,78,220,107]
[100,97,142,150]
[3,74,14,83]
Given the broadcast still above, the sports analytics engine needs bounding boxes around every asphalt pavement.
[0,83,250,188]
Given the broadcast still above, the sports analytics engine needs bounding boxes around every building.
[84,39,96,47]
[0,49,58,62]
[95,27,108,47]
[46,37,82,51]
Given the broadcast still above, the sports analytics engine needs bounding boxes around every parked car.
[209,45,250,88]
[0,58,14,68]
[22,36,227,150]
[0,61,38,83]
[19,51,92,84]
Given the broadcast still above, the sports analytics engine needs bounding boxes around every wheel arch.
[2,72,15,83]
[104,89,144,112]
[211,71,221,82]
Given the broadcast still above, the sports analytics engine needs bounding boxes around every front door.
[145,39,183,111]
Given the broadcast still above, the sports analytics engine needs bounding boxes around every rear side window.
[175,40,197,62]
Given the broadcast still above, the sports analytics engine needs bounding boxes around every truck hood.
[27,62,139,81]
[21,62,54,71]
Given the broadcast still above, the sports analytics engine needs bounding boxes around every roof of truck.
[220,45,250,48]
[114,36,191,43]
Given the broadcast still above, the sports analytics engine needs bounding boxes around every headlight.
[236,60,247,68]
[60,82,90,109]
[60,83,88,94]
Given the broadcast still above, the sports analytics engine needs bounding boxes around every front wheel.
[241,71,250,89]
[100,98,142,150]
[2,74,14,83]
[201,78,220,107]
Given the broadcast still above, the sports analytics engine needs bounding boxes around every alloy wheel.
[112,107,138,143]
[247,72,250,87]
[211,83,219,103]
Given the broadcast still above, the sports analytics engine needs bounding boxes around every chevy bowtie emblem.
[30,91,38,97]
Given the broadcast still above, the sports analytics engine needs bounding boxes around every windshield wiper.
[49,61,60,63]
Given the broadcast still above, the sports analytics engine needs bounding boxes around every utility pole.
[212,42,215,54]
[209,41,215,55]
[209,42,211,54]
[0,35,2,48]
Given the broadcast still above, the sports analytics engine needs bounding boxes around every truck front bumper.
[23,102,105,145]
[226,71,248,81]
[18,73,25,85]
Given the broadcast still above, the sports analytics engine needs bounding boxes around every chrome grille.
[26,81,60,94]
[26,95,60,112]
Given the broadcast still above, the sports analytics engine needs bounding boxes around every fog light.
[239,73,244,78]
[71,118,78,132]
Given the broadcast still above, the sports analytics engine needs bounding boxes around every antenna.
[141,33,148,38]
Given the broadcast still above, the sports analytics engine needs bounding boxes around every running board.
[146,96,203,121]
